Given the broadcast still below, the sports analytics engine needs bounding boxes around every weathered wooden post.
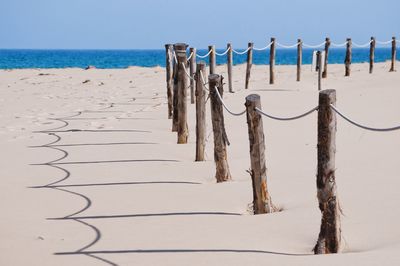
[316,51,322,91]
[390,37,396,72]
[245,94,275,214]
[245,42,254,89]
[209,74,231,182]
[189,47,197,104]
[344,38,352,76]
[314,89,341,254]
[172,49,179,132]
[297,39,302,82]
[369,37,375,74]
[227,43,234,93]
[165,44,174,119]
[174,43,189,144]
[209,45,216,74]
[195,61,207,161]
[322,37,330,78]
[269,37,276,84]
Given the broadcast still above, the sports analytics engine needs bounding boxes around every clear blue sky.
[1,0,399,49]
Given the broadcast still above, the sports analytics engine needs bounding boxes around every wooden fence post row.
[173,43,189,144]
[189,47,197,104]
[370,37,376,74]
[269,37,276,84]
[297,39,302,82]
[322,37,330,78]
[390,36,396,72]
[165,44,174,119]
[195,61,207,161]
[245,42,254,89]
[209,74,231,182]
[227,43,234,93]
[209,45,216,75]
[344,38,352,76]
[245,94,274,214]
[314,89,341,254]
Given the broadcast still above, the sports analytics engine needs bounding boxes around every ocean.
[0,48,397,69]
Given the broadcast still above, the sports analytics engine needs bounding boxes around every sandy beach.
[0,62,399,265]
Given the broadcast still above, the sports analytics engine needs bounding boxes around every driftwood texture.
[390,37,396,72]
[209,74,231,182]
[314,89,341,254]
[269,37,276,84]
[189,47,197,104]
[297,39,302,82]
[245,42,254,89]
[322,37,330,78]
[227,43,233,92]
[174,43,189,144]
[165,44,174,119]
[209,45,216,75]
[344,38,352,76]
[369,37,375,74]
[195,61,207,161]
[245,94,274,214]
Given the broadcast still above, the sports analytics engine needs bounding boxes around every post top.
[248,42,254,46]
[197,61,206,66]
[208,74,220,81]
[245,94,261,102]
[165,44,173,48]
[319,89,336,96]
[271,37,276,41]
[173,43,188,51]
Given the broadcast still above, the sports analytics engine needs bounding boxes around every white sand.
[0,63,399,265]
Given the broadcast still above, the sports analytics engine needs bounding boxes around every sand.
[0,62,399,265]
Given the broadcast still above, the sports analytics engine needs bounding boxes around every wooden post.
[174,43,189,144]
[165,44,174,119]
[344,38,352,77]
[227,43,234,93]
[314,89,341,254]
[245,94,274,214]
[209,74,231,182]
[195,61,207,161]
[245,42,254,89]
[269,37,276,84]
[322,37,330,78]
[390,37,396,72]
[316,51,322,91]
[369,37,375,74]
[209,45,216,74]
[296,39,302,82]
[189,47,197,104]
[172,50,179,132]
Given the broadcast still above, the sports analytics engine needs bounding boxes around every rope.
[214,86,246,116]
[330,41,348,47]
[255,106,318,121]
[376,40,392,45]
[181,62,195,81]
[232,47,251,55]
[196,49,213,58]
[199,71,210,91]
[276,42,300,49]
[215,47,231,56]
[253,42,273,51]
[187,52,194,61]
[303,41,326,48]
[173,51,178,64]
[352,40,373,48]
[330,105,400,132]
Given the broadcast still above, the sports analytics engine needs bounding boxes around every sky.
[1,0,399,49]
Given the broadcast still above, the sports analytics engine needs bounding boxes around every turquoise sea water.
[0,48,397,69]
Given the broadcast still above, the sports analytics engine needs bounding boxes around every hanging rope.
[330,41,348,47]
[376,40,392,45]
[196,49,213,58]
[255,106,318,121]
[303,41,326,48]
[232,47,251,55]
[187,52,194,61]
[330,105,400,132]
[253,42,273,51]
[214,86,246,116]
[352,40,373,48]
[215,47,231,56]
[276,42,300,49]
